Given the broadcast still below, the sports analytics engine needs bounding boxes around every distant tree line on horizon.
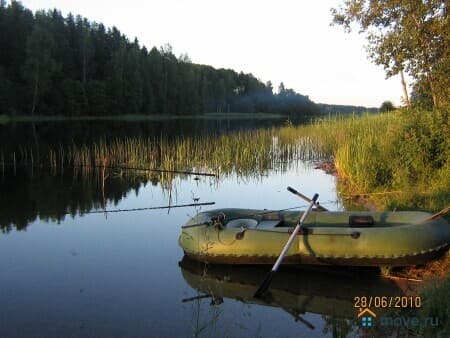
[318,104,379,115]
[0,1,329,118]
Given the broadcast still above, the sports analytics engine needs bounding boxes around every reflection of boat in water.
[179,209,450,268]
[179,256,419,321]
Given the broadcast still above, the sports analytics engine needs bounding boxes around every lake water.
[0,120,410,337]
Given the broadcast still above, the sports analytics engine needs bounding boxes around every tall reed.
[295,110,450,210]
[2,110,447,211]
[59,128,320,178]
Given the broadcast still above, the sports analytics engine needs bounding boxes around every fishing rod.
[72,164,218,177]
[1,162,218,177]
[64,201,215,216]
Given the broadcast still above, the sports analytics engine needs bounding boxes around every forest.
[0,1,323,118]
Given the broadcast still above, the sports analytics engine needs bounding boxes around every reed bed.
[0,127,322,180]
[296,113,402,191]
[294,110,450,211]
[1,109,448,212]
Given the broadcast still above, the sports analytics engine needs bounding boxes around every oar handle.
[273,193,318,272]
[254,193,319,298]
[272,194,317,272]
[287,186,300,195]
[287,186,327,211]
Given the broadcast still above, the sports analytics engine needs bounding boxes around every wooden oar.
[287,186,327,211]
[420,205,450,223]
[254,193,319,298]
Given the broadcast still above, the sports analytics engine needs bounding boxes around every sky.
[16,0,407,107]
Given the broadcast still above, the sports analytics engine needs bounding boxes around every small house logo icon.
[358,308,376,327]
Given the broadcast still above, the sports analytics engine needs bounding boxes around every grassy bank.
[290,109,450,212]
[294,109,449,335]
[413,270,450,336]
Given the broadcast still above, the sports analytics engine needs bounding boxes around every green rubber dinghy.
[179,208,450,268]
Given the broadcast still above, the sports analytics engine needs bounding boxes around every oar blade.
[254,270,276,298]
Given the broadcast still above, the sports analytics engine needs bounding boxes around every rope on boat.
[187,205,309,228]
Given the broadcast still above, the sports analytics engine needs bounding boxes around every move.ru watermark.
[358,307,439,329]
[379,316,439,328]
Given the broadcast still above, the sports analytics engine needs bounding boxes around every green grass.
[289,110,450,212]
[413,275,450,337]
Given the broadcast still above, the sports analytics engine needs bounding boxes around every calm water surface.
[0,120,408,337]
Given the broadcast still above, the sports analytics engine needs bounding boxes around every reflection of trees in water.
[0,153,314,231]
[0,167,152,232]
[0,127,324,231]
[0,121,333,231]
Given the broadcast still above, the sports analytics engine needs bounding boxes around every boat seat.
[256,220,283,229]
[225,218,284,229]
[226,219,258,229]
[349,215,375,227]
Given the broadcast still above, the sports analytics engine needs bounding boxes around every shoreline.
[0,112,289,124]
[314,158,450,282]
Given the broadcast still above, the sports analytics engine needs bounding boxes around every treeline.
[0,1,320,117]
[318,103,378,115]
